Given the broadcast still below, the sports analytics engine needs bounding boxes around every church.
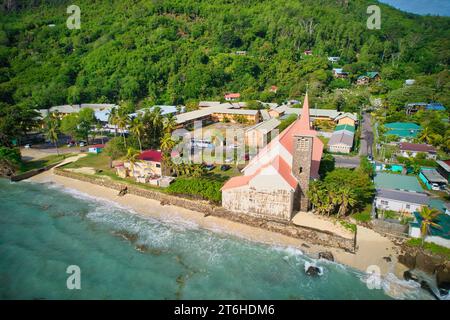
[221,93,323,221]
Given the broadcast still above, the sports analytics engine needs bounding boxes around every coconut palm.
[163,114,177,134]
[125,147,140,173]
[418,206,442,246]
[336,187,357,217]
[108,107,118,137]
[130,116,144,151]
[116,112,129,148]
[44,113,60,155]
[418,127,432,144]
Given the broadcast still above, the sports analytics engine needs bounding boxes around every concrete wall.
[328,144,351,154]
[372,219,408,237]
[222,186,294,221]
[409,226,450,248]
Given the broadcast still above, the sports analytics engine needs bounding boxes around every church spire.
[298,92,311,130]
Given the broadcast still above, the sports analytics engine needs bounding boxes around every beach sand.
[29,165,407,278]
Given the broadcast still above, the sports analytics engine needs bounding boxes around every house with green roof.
[356,72,381,85]
[374,172,424,193]
[384,122,422,139]
[334,124,355,133]
[409,211,450,248]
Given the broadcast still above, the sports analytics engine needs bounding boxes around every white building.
[374,189,429,214]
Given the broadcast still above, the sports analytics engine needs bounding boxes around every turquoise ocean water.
[0,179,430,299]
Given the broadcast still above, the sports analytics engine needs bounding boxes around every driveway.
[334,155,360,168]
[359,112,374,157]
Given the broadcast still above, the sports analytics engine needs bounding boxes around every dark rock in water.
[436,263,450,293]
[420,280,440,300]
[112,230,138,243]
[318,251,334,262]
[403,270,420,283]
[301,243,311,249]
[383,256,392,262]
[135,244,148,252]
[305,266,321,277]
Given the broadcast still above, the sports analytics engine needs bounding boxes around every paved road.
[359,112,374,157]
[334,155,360,169]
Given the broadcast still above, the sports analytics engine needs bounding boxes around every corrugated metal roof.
[376,188,429,205]
[328,131,354,147]
[374,173,423,193]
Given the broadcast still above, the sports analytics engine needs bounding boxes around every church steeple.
[298,92,311,130]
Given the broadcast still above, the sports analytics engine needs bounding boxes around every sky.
[379,0,450,16]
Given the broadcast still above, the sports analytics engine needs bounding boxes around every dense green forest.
[0,0,449,112]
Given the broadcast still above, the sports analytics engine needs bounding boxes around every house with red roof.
[398,142,437,159]
[116,149,163,184]
[224,93,241,101]
[221,93,323,220]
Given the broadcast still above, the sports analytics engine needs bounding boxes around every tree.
[418,127,432,144]
[418,206,442,246]
[116,110,129,148]
[104,137,126,168]
[125,147,140,172]
[44,113,60,155]
[336,187,357,217]
[129,116,144,151]
[77,108,95,143]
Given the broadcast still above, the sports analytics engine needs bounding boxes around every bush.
[0,147,21,165]
[406,238,450,259]
[351,204,372,222]
[167,177,223,203]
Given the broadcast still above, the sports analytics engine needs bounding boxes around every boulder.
[398,253,416,269]
[403,270,419,283]
[436,263,450,295]
[305,266,321,277]
[415,251,443,274]
[318,251,334,262]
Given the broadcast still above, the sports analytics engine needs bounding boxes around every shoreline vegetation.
[26,158,407,279]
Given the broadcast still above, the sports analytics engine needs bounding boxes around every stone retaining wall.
[10,162,61,182]
[55,168,356,252]
[372,219,408,238]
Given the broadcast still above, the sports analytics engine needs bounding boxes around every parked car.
[431,183,442,191]
[204,164,215,171]
[24,144,31,149]
[79,141,86,147]
[220,165,231,171]
[224,157,233,163]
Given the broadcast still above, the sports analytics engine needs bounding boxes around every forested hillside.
[0,0,449,111]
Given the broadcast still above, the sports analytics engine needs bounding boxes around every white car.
[224,158,233,163]
[431,183,441,191]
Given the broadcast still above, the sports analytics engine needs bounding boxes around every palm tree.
[108,107,118,137]
[130,116,144,151]
[163,114,177,134]
[336,187,357,217]
[45,113,60,155]
[125,147,140,174]
[160,133,176,176]
[418,127,432,144]
[417,206,442,246]
[116,112,129,148]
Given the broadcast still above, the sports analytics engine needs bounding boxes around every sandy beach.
[28,163,407,278]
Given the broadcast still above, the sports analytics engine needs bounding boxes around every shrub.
[167,177,223,203]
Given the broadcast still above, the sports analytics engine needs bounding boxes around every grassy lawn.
[406,238,450,259]
[64,153,111,171]
[19,154,74,173]
[351,204,373,223]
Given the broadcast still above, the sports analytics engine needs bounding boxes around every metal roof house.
[409,211,450,248]
[419,168,447,190]
[384,122,422,139]
[374,188,430,214]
